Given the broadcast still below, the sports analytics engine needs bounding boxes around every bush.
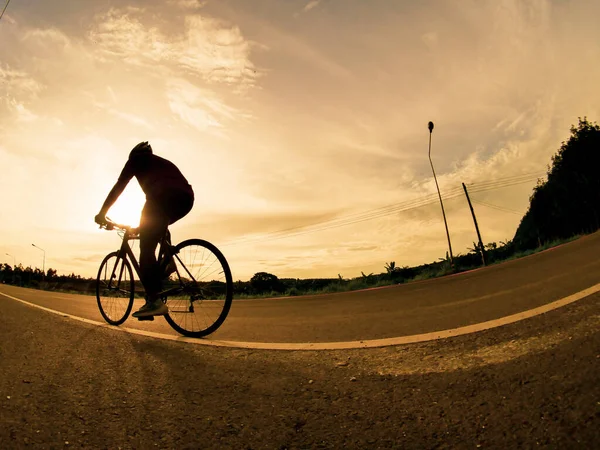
[286,287,300,296]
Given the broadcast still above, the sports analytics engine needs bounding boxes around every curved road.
[1,235,599,448]
[2,232,600,344]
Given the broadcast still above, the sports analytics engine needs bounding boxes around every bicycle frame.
[115,228,143,279]
[108,226,197,298]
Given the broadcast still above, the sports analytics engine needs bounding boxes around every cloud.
[0,65,43,120]
[88,9,169,65]
[11,102,38,122]
[0,12,16,25]
[23,27,71,48]
[168,0,207,9]
[166,78,238,133]
[303,0,322,12]
[0,65,42,99]
[177,15,259,88]
[421,31,438,49]
[106,86,117,103]
[97,104,152,128]
[193,209,345,243]
[347,245,379,252]
[88,8,260,89]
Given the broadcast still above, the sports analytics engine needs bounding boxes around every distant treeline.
[2,118,598,297]
[0,241,516,297]
[0,264,96,294]
[234,241,517,296]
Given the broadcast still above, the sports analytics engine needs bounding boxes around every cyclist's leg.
[162,189,194,279]
[167,187,194,226]
[133,199,169,317]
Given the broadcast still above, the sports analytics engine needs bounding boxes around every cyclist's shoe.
[136,315,155,321]
[132,298,168,318]
[163,259,177,280]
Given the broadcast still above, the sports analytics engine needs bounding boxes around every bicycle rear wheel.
[163,239,233,337]
[96,252,135,325]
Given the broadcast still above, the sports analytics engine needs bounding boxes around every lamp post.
[5,253,15,267]
[427,121,454,267]
[31,244,46,280]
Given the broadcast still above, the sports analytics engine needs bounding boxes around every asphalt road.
[2,233,600,343]
[1,236,599,448]
[1,277,598,448]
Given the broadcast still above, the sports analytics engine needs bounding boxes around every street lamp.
[31,244,46,279]
[5,253,15,267]
[427,121,454,267]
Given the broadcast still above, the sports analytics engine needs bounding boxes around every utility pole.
[462,183,485,266]
[32,244,46,281]
[428,121,454,268]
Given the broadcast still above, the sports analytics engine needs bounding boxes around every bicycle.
[95,218,233,337]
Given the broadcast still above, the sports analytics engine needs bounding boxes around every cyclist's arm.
[97,161,134,218]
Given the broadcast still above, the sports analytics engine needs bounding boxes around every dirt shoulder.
[1,294,598,449]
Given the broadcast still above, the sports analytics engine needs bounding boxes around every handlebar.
[97,217,139,236]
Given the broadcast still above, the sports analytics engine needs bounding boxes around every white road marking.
[1,283,599,351]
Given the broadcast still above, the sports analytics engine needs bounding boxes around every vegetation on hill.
[513,117,600,249]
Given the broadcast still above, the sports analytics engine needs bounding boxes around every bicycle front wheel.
[96,252,135,325]
[163,239,233,337]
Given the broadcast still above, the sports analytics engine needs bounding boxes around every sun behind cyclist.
[95,142,194,318]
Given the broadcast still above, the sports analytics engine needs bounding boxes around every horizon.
[2,0,600,280]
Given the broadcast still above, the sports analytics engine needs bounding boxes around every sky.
[1,0,599,281]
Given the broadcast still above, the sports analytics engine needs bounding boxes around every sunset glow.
[104,181,146,228]
[1,0,600,280]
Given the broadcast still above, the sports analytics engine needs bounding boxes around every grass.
[235,234,585,299]
[487,234,582,265]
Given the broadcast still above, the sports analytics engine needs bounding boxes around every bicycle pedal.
[136,316,155,321]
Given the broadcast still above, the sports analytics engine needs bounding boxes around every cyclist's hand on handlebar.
[95,213,107,225]
[95,214,114,230]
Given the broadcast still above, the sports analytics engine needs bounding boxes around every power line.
[465,173,544,195]
[222,173,542,247]
[471,199,523,216]
[250,172,544,242]
[0,0,11,21]
[467,171,545,190]
[221,188,469,248]
[222,172,543,247]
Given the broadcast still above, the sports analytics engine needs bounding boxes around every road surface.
[2,232,600,344]
[1,235,599,448]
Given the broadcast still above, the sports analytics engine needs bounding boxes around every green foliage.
[514,117,600,249]
[384,261,396,274]
[286,287,300,296]
[0,264,96,292]
[249,272,284,295]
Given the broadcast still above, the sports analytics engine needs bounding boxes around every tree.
[384,261,396,274]
[250,272,283,294]
[514,117,600,249]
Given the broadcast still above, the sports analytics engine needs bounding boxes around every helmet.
[129,141,153,159]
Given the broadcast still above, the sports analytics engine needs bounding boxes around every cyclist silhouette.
[95,142,194,318]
